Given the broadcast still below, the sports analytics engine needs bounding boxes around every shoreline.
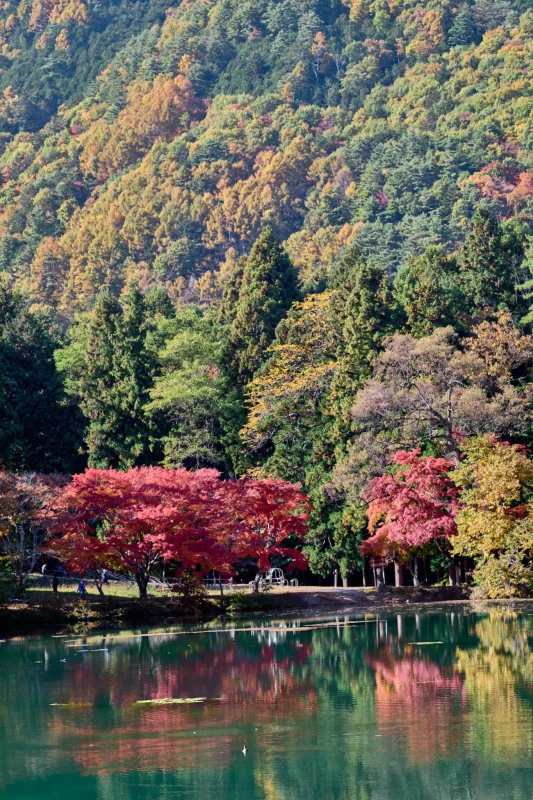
[1,585,471,638]
[6,585,533,639]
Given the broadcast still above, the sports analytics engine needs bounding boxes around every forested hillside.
[0,0,531,307]
[4,0,533,595]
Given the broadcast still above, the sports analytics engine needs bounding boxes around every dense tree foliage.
[2,0,533,310]
[56,284,154,468]
[452,436,533,597]
[47,466,309,597]
[0,285,82,471]
[6,0,533,596]
[361,449,459,586]
[0,470,65,586]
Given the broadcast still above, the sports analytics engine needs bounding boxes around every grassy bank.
[0,585,470,638]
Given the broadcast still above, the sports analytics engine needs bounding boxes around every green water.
[1,609,533,799]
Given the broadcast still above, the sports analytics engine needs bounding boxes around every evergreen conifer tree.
[79,285,153,468]
[0,286,83,471]
[459,208,527,313]
[448,5,478,47]
[327,246,399,449]
[226,227,299,385]
[394,246,465,336]
[216,255,245,330]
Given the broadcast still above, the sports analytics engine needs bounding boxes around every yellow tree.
[452,436,533,597]
[243,291,338,455]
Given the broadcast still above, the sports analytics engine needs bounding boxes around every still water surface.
[1,609,533,799]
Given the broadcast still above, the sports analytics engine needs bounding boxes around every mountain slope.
[1,0,533,311]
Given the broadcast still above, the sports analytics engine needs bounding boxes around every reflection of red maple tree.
[48,637,316,775]
[367,650,466,763]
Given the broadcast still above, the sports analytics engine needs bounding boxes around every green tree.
[216,257,245,330]
[394,247,465,336]
[459,209,527,314]
[146,306,231,470]
[327,245,400,449]
[62,285,154,469]
[225,227,300,386]
[448,5,478,47]
[0,286,82,472]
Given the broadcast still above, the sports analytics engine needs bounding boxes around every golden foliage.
[242,291,338,450]
[452,436,533,597]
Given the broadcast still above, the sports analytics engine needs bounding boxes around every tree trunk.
[394,561,404,587]
[376,566,385,588]
[447,558,462,586]
[342,576,348,588]
[362,559,367,587]
[136,575,149,599]
[333,569,339,587]
[411,559,421,587]
[95,580,105,597]
[253,571,262,594]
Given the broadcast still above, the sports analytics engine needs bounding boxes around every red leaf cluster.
[47,467,309,582]
[361,449,458,558]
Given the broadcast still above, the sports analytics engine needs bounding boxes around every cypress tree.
[327,245,399,448]
[394,246,465,336]
[80,284,153,468]
[118,282,154,462]
[226,227,299,385]
[459,208,527,313]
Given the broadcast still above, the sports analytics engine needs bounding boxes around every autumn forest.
[4,0,533,597]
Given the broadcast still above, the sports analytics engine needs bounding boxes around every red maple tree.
[361,449,458,569]
[221,477,310,590]
[47,468,309,597]
[47,467,233,597]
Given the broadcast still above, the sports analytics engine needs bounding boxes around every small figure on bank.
[52,575,59,593]
[77,579,87,596]
[101,568,108,585]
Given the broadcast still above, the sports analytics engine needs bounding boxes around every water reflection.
[2,611,533,799]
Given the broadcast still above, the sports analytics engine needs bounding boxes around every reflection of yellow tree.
[456,612,533,765]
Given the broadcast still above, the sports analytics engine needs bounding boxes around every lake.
[1,608,533,799]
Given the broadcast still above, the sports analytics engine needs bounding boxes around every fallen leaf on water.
[50,703,94,708]
[413,641,444,645]
[134,697,222,705]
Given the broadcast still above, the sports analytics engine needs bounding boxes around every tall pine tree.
[79,285,153,468]
[459,208,527,314]
[225,227,300,386]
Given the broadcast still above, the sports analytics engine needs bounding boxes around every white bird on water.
[242,744,247,755]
